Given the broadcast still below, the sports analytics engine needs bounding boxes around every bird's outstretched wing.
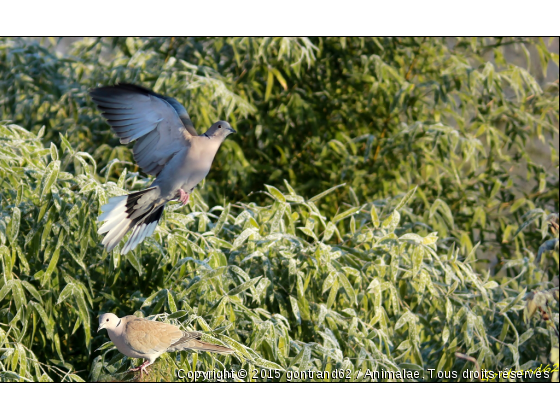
[90,84,194,176]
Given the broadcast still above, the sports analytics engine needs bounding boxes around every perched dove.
[90,84,236,254]
[98,313,235,377]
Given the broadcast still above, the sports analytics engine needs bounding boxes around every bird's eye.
[218,125,222,129]
[106,318,109,322]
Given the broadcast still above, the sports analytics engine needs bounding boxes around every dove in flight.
[98,313,234,378]
[90,84,236,254]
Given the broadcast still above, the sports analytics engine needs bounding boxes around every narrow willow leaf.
[167,290,177,313]
[271,68,288,91]
[500,288,527,314]
[412,246,423,278]
[326,280,339,308]
[29,301,53,339]
[228,276,261,296]
[21,281,43,304]
[59,132,74,154]
[126,251,143,275]
[11,280,27,311]
[395,186,417,211]
[213,204,230,234]
[321,272,337,294]
[168,310,188,319]
[229,265,250,283]
[298,227,317,240]
[442,327,450,344]
[399,233,423,244]
[289,296,301,324]
[381,210,401,232]
[39,160,60,202]
[370,205,380,228]
[264,67,274,101]
[323,222,336,241]
[264,184,286,202]
[10,207,21,244]
[395,311,412,330]
[338,272,357,305]
[233,228,258,249]
[333,206,361,224]
[309,183,345,203]
[57,283,76,305]
[50,142,58,161]
[489,179,502,198]
[512,211,544,239]
[422,232,438,246]
[0,281,13,304]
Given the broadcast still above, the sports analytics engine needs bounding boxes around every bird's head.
[205,121,236,141]
[98,313,120,332]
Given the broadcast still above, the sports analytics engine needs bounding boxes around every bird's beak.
[229,128,236,134]
[97,324,105,333]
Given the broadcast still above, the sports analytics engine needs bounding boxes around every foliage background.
[0,37,558,382]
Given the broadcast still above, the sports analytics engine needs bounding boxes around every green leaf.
[333,207,361,224]
[167,290,177,313]
[228,276,261,296]
[57,283,76,305]
[39,160,60,202]
[265,185,286,202]
[264,68,274,101]
[411,246,423,278]
[9,207,21,244]
[50,142,58,161]
[298,227,317,240]
[337,273,357,305]
[289,296,301,324]
[126,251,143,275]
[382,210,401,232]
[395,186,417,211]
[322,272,337,294]
[513,210,544,239]
[370,205,380,228]
[213,204,230,234]
[309,184,346,203]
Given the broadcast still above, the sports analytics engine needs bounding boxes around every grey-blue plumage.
[90,84,236,254]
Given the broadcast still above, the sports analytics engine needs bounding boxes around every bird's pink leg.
[128,360,151,379]
[178,188,190,206]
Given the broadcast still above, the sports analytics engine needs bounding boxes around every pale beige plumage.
[98,313,234,378]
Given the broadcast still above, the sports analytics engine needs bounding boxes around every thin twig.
[455,352,482,382]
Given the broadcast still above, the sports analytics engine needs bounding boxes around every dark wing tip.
[89,83,159,99]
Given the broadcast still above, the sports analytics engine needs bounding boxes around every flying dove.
[98,313,235,378]
[90,84,236,254]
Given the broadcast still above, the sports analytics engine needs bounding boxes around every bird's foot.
[178,189,190,206]
[128,360,151,379]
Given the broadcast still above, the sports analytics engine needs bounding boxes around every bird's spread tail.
[98,188,164,254]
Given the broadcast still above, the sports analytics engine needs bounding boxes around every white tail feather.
[102,218,130,247]
[98,211,128,234]
[98,196,127,222]
[133,224,147,247]
[97,188,163,253]
[106,223,131,251]
[122,224,142,254]
[146,221,158,237]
